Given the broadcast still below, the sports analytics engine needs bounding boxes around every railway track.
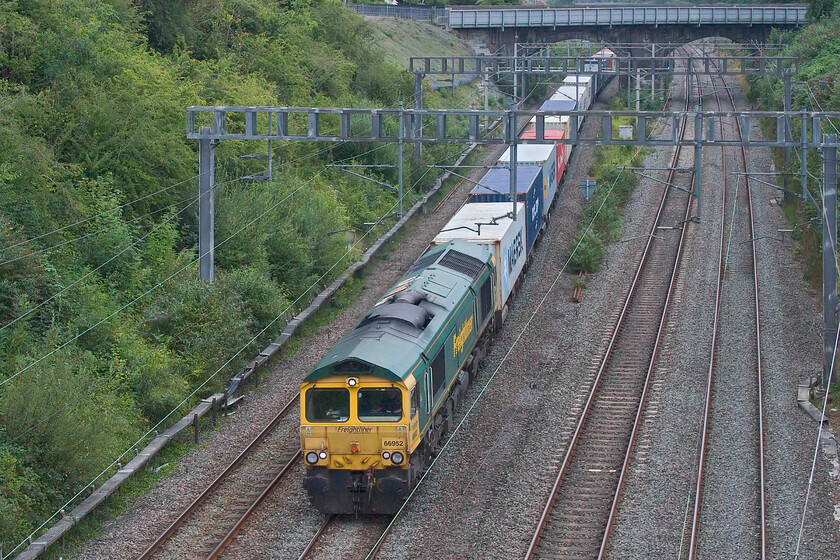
[296,515,392,560]
[138,394,302,560]
[523,52,700,560]
[684,45,767,559]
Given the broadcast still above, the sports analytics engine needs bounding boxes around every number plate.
[382,440,403,448]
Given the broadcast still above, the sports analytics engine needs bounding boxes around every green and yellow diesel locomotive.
[300,239,495,514]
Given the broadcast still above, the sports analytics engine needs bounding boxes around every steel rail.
[684,47,730,560]
[597,49,704,560]
[739,82,768,560]
[297,515,335,560]
[525,50,697,560]
[206,453,302,559]
[685,47,767,559]
[138,393,300,559]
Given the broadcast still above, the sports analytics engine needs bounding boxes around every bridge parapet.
[448,6,807,29]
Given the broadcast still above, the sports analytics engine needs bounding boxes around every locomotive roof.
[304,240,492,384]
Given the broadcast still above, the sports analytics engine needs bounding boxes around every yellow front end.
[300,375,418,514]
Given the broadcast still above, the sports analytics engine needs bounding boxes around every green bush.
[568,144,645,272]
[569,229,605,273]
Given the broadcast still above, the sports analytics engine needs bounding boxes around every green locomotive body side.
[305,239,495,446]
[301,239,496,513]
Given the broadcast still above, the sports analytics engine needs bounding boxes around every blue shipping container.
[469,166,543,254]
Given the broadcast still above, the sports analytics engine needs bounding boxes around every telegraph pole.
[198,125,217,283]
[823,134,838,388]
[784,69,793,195]
[694,106,703,222]
[398,102,404,218]
[507,104,518,220]
[513,41,519,103]
[802,109,809,200]
[484,67,490,131]
[636,67,641,112]
[414,69,424,161]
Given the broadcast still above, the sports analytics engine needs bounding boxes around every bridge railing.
[448,6,807,28]
[348,4,448,24]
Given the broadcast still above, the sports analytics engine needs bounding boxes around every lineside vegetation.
[0,0,474,547]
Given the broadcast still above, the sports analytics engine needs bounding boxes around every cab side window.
[480,276,493,322]
[410,387,418,418]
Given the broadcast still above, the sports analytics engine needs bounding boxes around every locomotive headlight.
[391,451,404,465]
[318,451,328,460]
[305,452,319,465]
[382,451,391,460]
[347,377,358,387]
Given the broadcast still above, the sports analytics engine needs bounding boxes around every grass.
[567,92,657,273]
[365,18,472,69]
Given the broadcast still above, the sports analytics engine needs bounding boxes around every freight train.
[300,48,615,515]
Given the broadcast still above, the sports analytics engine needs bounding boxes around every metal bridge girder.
[187,106,840,150]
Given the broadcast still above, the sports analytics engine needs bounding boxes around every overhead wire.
[0,176,242,269]
[0,88,422,263]
[794,136,840,556]
[5,138,455,451]
[0,112,413,383]
[0,192,202,333]
[267,86,425,169]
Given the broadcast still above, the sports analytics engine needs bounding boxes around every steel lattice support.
[408,55,797,77]
[198,127,217,283]
[188,106,840,386]
[186,107,840,148]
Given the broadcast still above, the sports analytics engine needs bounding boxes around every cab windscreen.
[305,388,350,422]
[357,388,402,422]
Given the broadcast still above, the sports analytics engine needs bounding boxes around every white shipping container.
[527,115,564,132]
[498,144,558,216]
[431,203,526,311]
[556,85,588,110]
[551,86,588,128]
[562,75,593,109]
